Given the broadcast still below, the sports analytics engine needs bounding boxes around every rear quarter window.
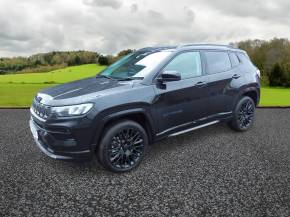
[229,52,240,67]
[204,51,231,74]
[237,53,253,65]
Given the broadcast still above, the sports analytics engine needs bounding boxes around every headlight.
[50,103,94,117]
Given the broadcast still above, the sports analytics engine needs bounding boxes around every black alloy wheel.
[97,120,148,172]
[238,98,255,129]
[109,128,145,169]
[229,96,256,132]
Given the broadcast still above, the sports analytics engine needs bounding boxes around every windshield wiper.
[116,77,143,81]
[97,74,143,81]
[96,74,114,80]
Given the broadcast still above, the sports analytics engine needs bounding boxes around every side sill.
[168,120,219,137]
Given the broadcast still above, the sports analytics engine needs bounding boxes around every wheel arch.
[242,90,259,106]
[237,86,260,107]
[92,108,155,151]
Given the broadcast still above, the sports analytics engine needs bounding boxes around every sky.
[1,0,290,57]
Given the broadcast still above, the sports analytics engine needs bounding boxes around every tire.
[97,120,148,172]
[228,96,256,132]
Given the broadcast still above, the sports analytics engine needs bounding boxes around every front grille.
[32,99,50,119]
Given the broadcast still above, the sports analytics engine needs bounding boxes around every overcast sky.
[1,0,290,57]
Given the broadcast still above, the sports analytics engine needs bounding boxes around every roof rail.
[178,43,236,49]
[138,46,176,52]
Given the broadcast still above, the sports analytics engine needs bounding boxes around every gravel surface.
[0,109,290,216]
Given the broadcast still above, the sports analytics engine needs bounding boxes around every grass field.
[0,64,105,107]
[0,64,105,84]
[0,64,290,107]
[260,87,290,106]
[0,84,53,107]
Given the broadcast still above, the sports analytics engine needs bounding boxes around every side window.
[204,51,231,74]
[229,52,240,67]
[163,52,202,79]
[237,53,253,65]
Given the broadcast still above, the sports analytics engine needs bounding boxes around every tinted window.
[163,52,202,79]
[237,53,252,65]
[205,51,231,74]
[229,52,240,67]
[101,51,172,79]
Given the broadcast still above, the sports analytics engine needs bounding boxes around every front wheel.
[228,96,256,132]
[97,120,148,172]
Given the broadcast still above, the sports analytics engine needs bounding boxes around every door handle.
[232,74,241,79]
[195,81,207,87]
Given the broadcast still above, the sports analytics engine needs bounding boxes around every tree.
[235,38,290,86]
[117,49,133,57]
[281,63,290,87]
[75,55,81,65]
[269,63,284,86]
[98,55,109,65]
[51,54,63,65]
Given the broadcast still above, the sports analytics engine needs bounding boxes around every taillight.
[256,69,261,77]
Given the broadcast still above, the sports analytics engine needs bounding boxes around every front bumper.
[29,117,94,161]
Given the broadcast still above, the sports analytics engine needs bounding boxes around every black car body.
[30,44,260,172]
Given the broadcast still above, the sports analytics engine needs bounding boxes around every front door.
[152,51,210,135]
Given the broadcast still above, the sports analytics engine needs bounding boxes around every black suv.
[30,44,260,172]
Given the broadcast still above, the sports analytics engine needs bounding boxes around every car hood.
[37,77,139,105]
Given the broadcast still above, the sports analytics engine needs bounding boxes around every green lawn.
[260,87,290,106]
[0,64,105,84]
[0,64,290,107]
[0,64,105,107]
[0,83,54,107]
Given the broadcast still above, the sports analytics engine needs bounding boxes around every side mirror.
[157,71,181,83]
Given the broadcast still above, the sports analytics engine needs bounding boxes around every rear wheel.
[97,120,148,172]
[228,96,256,132]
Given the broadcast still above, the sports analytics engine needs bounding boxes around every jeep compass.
[30,44,260,172]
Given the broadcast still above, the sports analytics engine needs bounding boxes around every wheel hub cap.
[108,128,145,169]
[238,99,254,129]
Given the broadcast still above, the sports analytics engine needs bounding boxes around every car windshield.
[99,50,172,80]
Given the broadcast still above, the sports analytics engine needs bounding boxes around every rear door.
[152,51,210,134]
[203,50,241,116]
